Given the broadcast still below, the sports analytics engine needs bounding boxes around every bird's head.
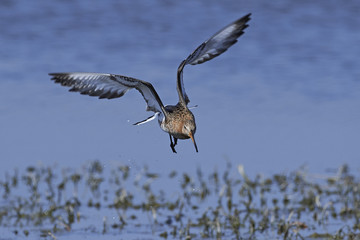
[183,119,198,152]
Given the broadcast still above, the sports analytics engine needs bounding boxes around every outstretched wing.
[185,13,251,65]
[49,72,167,115]
[177,13,251,105]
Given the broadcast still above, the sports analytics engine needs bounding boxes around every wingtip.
[48,72,62,76]
[49,73,57,81]
[233,13,251,29]
[49,73,63,82]
[244,13,252,19]
[239,13,252,29]
[240,13,252,23]
[243,13,252,21]
[49,73,65,79]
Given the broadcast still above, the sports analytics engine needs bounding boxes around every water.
[0,0,360,238]
[1,161,359,239]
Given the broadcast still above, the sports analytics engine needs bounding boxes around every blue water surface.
[1,0,360,177]
[1,0,360,188]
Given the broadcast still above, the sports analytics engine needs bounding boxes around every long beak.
[189,131,198,152]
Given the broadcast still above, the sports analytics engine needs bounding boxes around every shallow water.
[1,162,359,240]
[0,0,360,238]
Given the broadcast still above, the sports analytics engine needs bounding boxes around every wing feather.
[176,13,251,105]
[49,72,167,115]
[186,13,251,65]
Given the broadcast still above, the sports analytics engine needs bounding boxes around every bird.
[49,13,251,153]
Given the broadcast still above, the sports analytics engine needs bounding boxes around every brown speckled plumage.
[161,103,196,140]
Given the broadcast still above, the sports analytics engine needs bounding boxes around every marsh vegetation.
[0,161,359,239]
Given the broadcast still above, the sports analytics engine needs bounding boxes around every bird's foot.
[170,144,177,153]
[169,135,178,153]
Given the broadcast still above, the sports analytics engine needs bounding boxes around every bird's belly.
[159,120,189,139]
[171,133,189,140]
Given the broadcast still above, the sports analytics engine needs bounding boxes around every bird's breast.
[159,118,189,139]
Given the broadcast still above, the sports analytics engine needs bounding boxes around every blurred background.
[0,0,359,177]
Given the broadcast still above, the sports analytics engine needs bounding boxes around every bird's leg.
[169,134,177,153]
